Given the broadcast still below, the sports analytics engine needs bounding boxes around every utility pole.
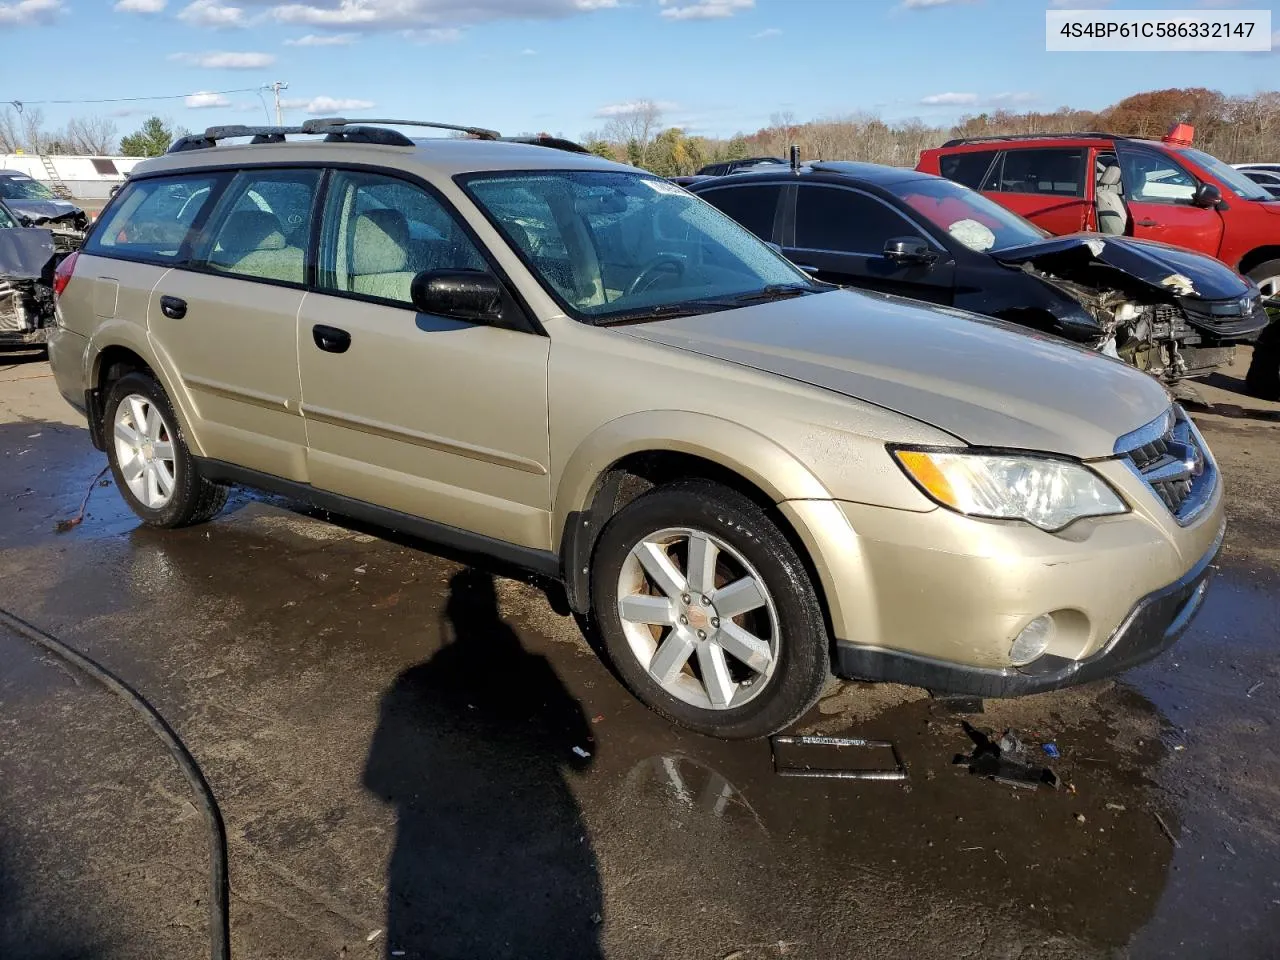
[269,81,288,125]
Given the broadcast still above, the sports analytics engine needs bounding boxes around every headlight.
[892,448,1127,532]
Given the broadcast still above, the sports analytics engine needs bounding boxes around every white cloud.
[264,0,614,30]
[403,26,462,42]
[659,0,751,19]
[279,95,376,113]
[185,91,233,108]
[114,0,165,11]
[177,0,244,26]
[283,31,356,44]
[521,46,537,54]
[920,92,979,106]
[751,26,780,39]
[0,0,61,26]
[920,90,1036,107]
[595,99,679,117]
[170,50,276,67]
[901,0,963,7]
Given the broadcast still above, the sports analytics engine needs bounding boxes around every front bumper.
[833,521,1221,696]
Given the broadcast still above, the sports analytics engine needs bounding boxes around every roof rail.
[498,134,590,154]
[168,116,503,154]
[940,132,1127,148]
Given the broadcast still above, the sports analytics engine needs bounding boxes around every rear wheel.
[104,372,228,527]
[590,480,830,740]
[1245,260,1280,401]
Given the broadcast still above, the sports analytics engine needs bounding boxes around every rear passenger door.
[150,167,320,481]
[296,170,552,551]
[982,147,1091,235]
[785,184,954,304]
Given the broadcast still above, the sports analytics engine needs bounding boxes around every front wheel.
[590,480,830,739]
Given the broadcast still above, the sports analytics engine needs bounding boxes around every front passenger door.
[297,170,552,551]
[786,184,955,304]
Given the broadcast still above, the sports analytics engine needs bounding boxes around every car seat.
[350,209,415,302]
[209,209,305,283]
[1096,164,1128,236]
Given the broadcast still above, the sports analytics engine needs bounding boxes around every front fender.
[551,409,833,553]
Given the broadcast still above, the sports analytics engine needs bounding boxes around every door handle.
[159,295,187,320]
[1136,218,1160,227]
[312,324,352,354]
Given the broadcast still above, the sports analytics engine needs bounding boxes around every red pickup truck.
[918,127,1280,298]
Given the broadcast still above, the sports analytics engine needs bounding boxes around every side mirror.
[1192,182,1223,209]
[883,236,935,265]
[411,270,507,325]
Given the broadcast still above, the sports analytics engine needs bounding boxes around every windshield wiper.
[721,283,824,304]
[594,301,726,326]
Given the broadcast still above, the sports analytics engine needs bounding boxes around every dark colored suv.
[918,130,1280,299]
[689,161,1267,383]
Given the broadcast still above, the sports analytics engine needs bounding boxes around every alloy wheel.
[616,527,780,711]
[113,394,177,510]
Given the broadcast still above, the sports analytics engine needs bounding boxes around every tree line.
[0,109,187,157]
[581,88,1280,177]
[4,87,1277,167]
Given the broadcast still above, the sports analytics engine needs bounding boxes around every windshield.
[887,177,1047,253]
[1181,147,1274,201]
[460,170,817,321]
[0,175,56,202]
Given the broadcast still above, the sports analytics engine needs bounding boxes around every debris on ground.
[1247,681,1264,697]
[770,734,908,781]
[54,465,110,533]
[1075,813,1087,824]
[1042,742,1060,758]
[1153,811,1181,848]
[953,722,1059,790]
[931,695,984,715]
[572,746,591,759]
[366,928,383,943]
[1105,802,1126,811]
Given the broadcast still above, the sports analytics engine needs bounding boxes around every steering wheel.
[626,255,686,297]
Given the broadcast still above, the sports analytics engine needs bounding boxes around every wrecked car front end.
[0,225,57,349]
[993,235,1269,383]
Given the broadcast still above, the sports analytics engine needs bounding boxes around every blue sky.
[2,0,1278,142]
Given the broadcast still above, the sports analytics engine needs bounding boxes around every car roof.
[131,133,633,181]
[693,160,939,189]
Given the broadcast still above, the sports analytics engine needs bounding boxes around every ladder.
[38,154,73,200]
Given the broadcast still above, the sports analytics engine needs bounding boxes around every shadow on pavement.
[362,569,603,960]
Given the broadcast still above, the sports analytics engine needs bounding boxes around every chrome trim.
[1113,405,1175,455]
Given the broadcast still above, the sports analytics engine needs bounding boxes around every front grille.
[1180,298,1271,341]
[1114,406,1216,525]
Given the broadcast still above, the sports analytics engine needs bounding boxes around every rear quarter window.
[995,148,1086,197]
[939,150,998,190]
[84,174,221,262]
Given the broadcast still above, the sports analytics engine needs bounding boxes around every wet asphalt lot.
[1,348,1279,960]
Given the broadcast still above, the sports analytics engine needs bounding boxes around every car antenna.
[790,143,801,173]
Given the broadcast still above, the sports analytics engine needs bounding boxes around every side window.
[794,185,919,254]
[84,174,221,261]
[1117,147,1198,204]
[939,150,998,190]
[696,185,782,240]
[320,170,486,306]
[0,203,15,229]
[201,169,320,284]
[996,148,1086,197]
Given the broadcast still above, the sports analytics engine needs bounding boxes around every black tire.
[103,371,228,528]
[590,479,830,740]
[1245,317,1280,401]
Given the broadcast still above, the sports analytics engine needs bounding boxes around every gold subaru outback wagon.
[48,119,1224,739]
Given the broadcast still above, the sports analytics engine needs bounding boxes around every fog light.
[1010,615,1056,666]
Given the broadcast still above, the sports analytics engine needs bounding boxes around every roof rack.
[498,134,590,154]
[168,117,503,154]
[940,132,1128,147]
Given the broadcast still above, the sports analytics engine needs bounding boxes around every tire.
[1245,317,1280,401]
[103,371,228,528]
[590,479,830,739]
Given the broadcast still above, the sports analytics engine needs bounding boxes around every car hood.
[6,198,84,224]
[992,233,1250,302]
[617,289,1171,459]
